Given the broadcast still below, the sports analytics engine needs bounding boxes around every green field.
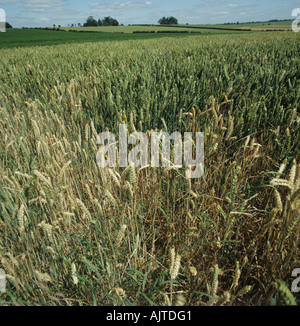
[1,22,293,50]
[64,20,293,32]
[0,30,299,306]
[63,25,197,33]
[0,28,248,50]
[62,25,244,33]
[0,28,205,49]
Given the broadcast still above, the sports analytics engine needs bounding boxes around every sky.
[0,0,299,28]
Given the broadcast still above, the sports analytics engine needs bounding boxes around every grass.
[0,31,299,306]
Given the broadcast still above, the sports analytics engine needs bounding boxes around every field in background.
[62,25,243,33]
[0,28,207,49]
[1,21,294,50]
[63,20,293,32]
[189,20,293,31]
[63,25,198,33]
[0,31,299,306]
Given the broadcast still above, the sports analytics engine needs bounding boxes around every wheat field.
[0,32,299,306]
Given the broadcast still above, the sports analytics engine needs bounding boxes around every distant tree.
[102,16,119,26]
[84,16,98,27]
[6,22,12,28]
[83,16,119,27]
[78,23,81,27]
[101,17,107,26]
[158,16,178,25]
[158,17,167,25]
[58,25,61,28]
[53,24,56,28]
[112,18,119,26]
[71,23,74,27]
[168,16,178,24]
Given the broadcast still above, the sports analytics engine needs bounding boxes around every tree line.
[83,16,179,27]
[158,16,178,25]
[84,16,119,27]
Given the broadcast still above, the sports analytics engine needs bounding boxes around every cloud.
[218,11,230,15]
[22,0,78,15]
[24,0,64,11]
[227,3,239,8]
[2,0,296,28]
[0,0,19,3]
[117,1,153,9]
[90,1,154,16]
